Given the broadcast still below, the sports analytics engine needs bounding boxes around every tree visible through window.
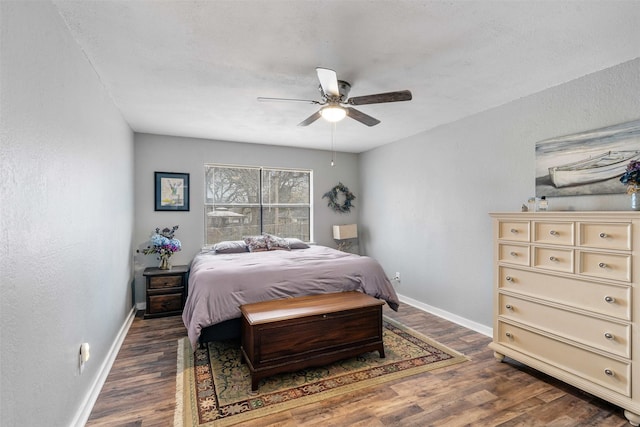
[204,165,312,244]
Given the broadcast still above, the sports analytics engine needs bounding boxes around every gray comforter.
[182,245,400,349]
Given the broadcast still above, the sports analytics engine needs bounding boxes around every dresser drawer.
[498,266,631,321]
[498,244,530,266]
[148,275,183,289]
[498,221,530,242]
[498,294,630,358]
[533,246,574,273]
[579,251,632,282]
[533,221,574,246]
[497,321,630,397]
[579,222,631,251]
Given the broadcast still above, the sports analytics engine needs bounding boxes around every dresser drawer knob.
[598,262,607,268]
[510,251,518,257]
[505,276,513,282]
[505,332,513,339]
[604,296,615,303]
[604,332,614,340]
[604,369,614,377]
[549,230,558,236]
[505,304,513,310]
[600,232,608,238]
[549,256,558,262]
[510,228,519,234]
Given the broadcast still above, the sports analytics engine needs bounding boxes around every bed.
[182,237,400,350]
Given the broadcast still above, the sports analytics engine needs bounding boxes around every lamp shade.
[333,224,357,240]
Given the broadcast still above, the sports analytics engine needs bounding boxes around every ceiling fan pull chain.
[330,122,336,167]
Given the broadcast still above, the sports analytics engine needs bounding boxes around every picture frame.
[154,172,190,211]
[535,119,640,197]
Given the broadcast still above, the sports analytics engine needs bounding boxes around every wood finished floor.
[87,304,629,426]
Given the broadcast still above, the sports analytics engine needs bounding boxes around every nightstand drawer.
[149,275,183,289]
[148,293,183,314]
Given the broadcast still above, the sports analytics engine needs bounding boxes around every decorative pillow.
[243,235,269,252]
[265,234,291,251]
[213,240,248,254]
[284,238,310,249]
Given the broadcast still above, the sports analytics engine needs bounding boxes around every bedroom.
[1,1,640,426]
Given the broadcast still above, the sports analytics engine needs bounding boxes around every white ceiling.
[53,1,640,153]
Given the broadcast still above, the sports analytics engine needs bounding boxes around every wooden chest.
[240,291,385,391]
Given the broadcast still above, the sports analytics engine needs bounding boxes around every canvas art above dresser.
[489,212,640,426]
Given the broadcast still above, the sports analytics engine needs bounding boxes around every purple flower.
[142,226,181,256]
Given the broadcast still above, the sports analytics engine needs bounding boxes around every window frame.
[204,163,313,244]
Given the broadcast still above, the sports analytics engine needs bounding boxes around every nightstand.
[143,265,189,319]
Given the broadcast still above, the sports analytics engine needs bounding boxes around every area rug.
[174,316,468,426]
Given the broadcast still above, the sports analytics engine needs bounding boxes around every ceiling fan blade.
[257,97,320,104]
[297,110,322,126]
[347,90,412,105]
[346,107,381,127]
[316,67,340,97]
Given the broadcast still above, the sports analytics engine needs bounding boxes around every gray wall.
[133,133,359,304]
[1,2,135,426]
[2,3,638,425]
[359,58,640,329]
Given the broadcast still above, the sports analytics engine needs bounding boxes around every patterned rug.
[174,316,468,426]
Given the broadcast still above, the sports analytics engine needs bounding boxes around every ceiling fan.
[258,67,412,127]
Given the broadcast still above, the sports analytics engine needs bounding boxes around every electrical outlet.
[79,343,90,374]
[393,272,401,283]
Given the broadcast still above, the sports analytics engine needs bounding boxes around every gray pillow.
[213,240,248,254]
[285,237,310,249]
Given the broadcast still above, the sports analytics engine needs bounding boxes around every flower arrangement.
[620,160,640,193]
[143,225,181,269]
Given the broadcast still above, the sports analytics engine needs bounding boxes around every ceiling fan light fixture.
[320,105,346,122]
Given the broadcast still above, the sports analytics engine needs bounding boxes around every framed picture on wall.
[154,172,190,211]
[535,119,640,197]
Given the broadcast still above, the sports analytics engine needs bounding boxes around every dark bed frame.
[198,318,242,345]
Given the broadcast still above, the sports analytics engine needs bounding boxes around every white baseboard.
[70,306,137,427]
[397,293,493,338]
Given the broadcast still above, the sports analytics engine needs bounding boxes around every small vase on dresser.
[632,192,640,211]
[489,211,640,426]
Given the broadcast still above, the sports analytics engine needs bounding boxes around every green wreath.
[322,182,356,213]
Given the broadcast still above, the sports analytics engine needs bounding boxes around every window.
[204,164,312,244]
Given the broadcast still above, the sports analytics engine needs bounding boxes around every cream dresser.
[489,212,640,425]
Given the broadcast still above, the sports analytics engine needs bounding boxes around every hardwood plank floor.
[87,304,629,426]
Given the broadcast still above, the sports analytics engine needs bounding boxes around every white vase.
[632,193,640,211]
